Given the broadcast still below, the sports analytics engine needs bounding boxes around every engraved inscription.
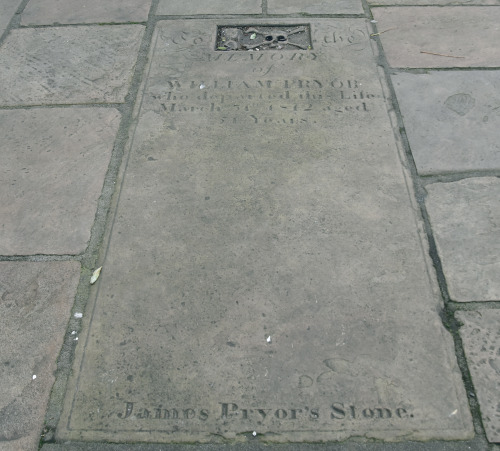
[149,78,379,125]
[118,402,209,421]
[117,401,413,423]
[317,25,367,51]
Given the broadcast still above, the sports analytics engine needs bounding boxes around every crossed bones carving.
[242,26,308,50]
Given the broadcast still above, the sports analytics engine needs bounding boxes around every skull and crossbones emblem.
[243,26,308,50]
[219,26,309,51]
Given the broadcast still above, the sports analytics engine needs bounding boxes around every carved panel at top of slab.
[216,25,312,51]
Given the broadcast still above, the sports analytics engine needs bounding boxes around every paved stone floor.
[0,1,499,450]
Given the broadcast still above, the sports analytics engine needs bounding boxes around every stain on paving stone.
[392,71,500,175]
[444,93,476,117]
[56,19,472,443]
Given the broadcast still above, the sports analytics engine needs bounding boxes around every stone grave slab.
[0,26,144,106]
[392,71,500,175]
[156,0,261,15]
[267,0,363,15]
[0,261,80,451]
[372,7,500,68]
[425,178,500,302]
[0,107,120,255]
[21,0,152,25]
[0,0,22,38]
[57,19,472,443]
[456,310,500,443]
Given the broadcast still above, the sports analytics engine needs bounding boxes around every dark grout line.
[0,254,82,262]
[390,67,500,72]
[40,0,161,445]
[364,0,491,443]
[420,173,500,186]
[0,0,30,45]
[449,301,500,311]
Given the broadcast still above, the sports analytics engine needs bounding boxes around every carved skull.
[243,26,308,50]
[262,30,289,48]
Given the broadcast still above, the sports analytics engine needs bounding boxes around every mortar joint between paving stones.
[0,254,81,262]
[392,67,500,74]
[442,311,491,438]
[39,2,161,441]
[449,301,500,313]
[361,0,374,18]
[368,21,454,306]
[420,173,500,187]
[366,11,493,444]
[0,0,28,44]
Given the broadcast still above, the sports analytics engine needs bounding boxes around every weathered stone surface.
[456,310,500,443]
[21,0,151,25]
[392,71,500,175]
[57,19,472,443]
[0,261,80,451]
[156,0,261,15]
[0,108,120,255]
[0,26,144,106]
[372,7,500,68]
[426,177,500,302]
[0,0,22,38]
[268,0,363,14]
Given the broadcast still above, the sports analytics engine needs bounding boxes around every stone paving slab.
[456,310,500,443]
[0,261,80,451]
[392,71,500,175]
[372,7,500,68]
[0,0,22,38]
[425,177,500,302]
[57,18,472,444]
[0,25,144,106]
[156,0,261,15]
[0,107,120,256]
[267,0,364,15]
[21,0,152,25]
